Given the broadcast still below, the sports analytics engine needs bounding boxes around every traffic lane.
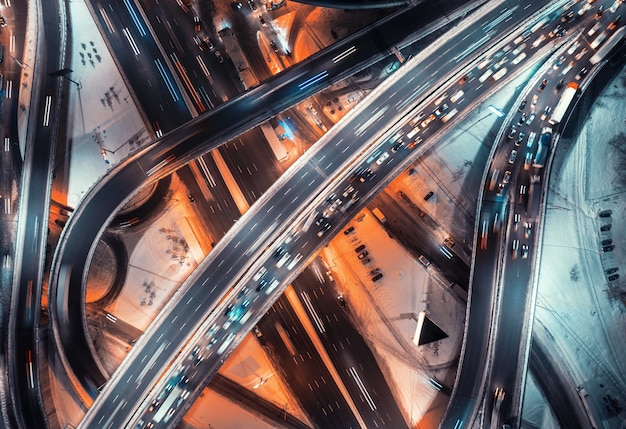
[66,0,540,408]
[176,162,241,238]
[218,128,284,205]
[89,0,191,130]
[488,265,530,425]
[293,263,408,428]
[139,0,230,110]
[442,198,506,421]
[260,297,361,428]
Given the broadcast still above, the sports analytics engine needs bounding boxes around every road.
[72,2,561,427]
[50,0,479,403]
[480,2,616,427]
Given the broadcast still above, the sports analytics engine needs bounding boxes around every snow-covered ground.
[531,59,626,428]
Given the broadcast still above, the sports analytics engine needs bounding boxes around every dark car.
[337,295,347,308]
[358,251,369,260]
[601,224,612,231]
[370,268,381,275]
[599,210,612,218]
[555,79,565,92]
[605,267,619,275]
[231,1,243,10]
[575,67,588,80]
[602,245,615,253]
[344,226,355,235]
[372,273,383,282]
[518,100,527,112]
[355,244,366,253]
[538,79,548,92]
[608,274,620,281]
[256,279,268,292]
[601,239,613,246]
[424,191,434,201]
[270,40,279,53]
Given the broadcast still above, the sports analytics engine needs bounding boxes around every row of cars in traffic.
[598,210,619,282]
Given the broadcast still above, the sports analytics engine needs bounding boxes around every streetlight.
[48,68,82,90]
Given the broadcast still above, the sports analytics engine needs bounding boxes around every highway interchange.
[2,0,624,428]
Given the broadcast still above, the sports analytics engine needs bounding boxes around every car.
[421,114,436,128]
[458,73,471,85]
[337,295,347,308]
[259,15,267,26]
[549,24,564,37]
[433,103,449,117]
[315,216,326,227]
[355,244,366,253]
[561,10,575,22]
[512,239,520,258]
[588,21,601,36]
[358,251,369,260]
[344,226,355,235]
[237,287,250,299]
[518,100,527,111]
[605,267,619,275]
[503,170,512,184]
[602,245,615,253]
[193,36,205,51]
[553,56,565,70]
[608,274,620,281]
[231,1,243,10]
[0,16,6,27]
[391,140,404,153]
[599,209,612,217]
[524,222,532,238]
[418,255,431,267]
[514,213,521,230]
[608,17,621,31]
[270,40,279,53]
[541,106,551,121]
[409,112,426,127]
[248,0,257,10]
[525,111,536,126]
[328,198,342,213]
[317,222,331,237]
[444,237,455,248]
[555,79,565,92]
[193,15,201,32]
[370,267,381,275]
[532,34,546,48]
[256,279,268,292]
[568,41,580,55]
[601,223,612,231]
[273,246,286,259]
[508,149,518,164]
[538,79,548,92]
[521,244,529,259]
[601,239,613,246]
[376,151,390,165]
[424,191,434,201]
[372,273,383,282]
[342,185,354,198]
[516,132,525,146]
[575,67,588,80]
[531,94,539,107]
[508,126,518,138]
[193,355,203,366]
[518,114,527,125]
[575,48,588,60]
[360,169,375,182]
[524,152,533,170]
[595,5,604,20]
[215,50,224,63]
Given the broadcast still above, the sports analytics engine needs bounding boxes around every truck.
[532,127,552,168]
[371,207,386,223]
[549,82,578,125]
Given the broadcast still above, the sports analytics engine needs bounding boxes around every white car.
[376,151,390,165]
